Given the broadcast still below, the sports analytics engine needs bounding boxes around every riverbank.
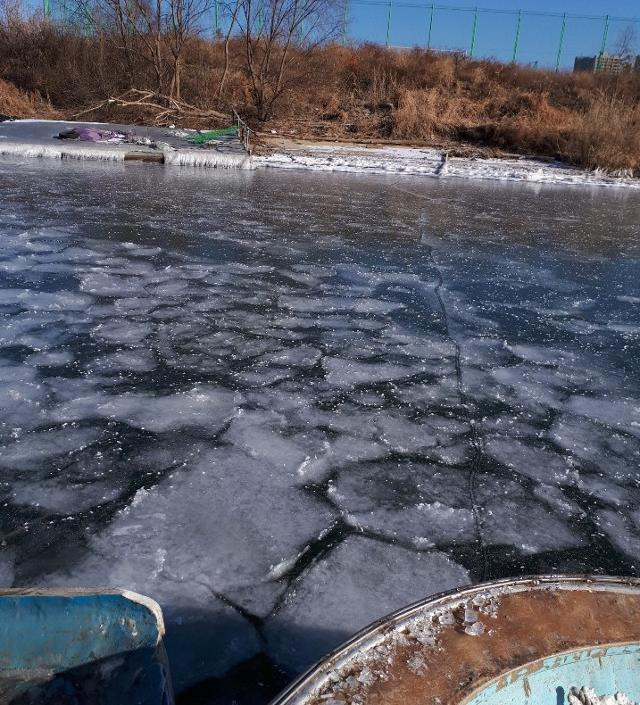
[3,119,640,189]
[0,119,251,169]
[254,139,640,189]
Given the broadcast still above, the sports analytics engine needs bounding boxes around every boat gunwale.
[0,587,166,639]
[269,574,640,705]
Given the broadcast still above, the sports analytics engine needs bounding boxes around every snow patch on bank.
[254,144,640,189]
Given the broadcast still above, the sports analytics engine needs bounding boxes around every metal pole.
[469,7,478,57]
[600,14,609,55]
[385,0,392,48]
[257,0,263,35]
[555,13,566,72]
[427,4,434,49]
[342,0,349,44]
[511,10,521,64]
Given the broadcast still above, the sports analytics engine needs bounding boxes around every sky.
[346,0,640,68]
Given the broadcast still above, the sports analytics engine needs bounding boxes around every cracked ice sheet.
[51,385,239,434]
[42,447,337,691]
[1,161,640,699]
[477,476,584,554]
[329,461,476,547]
[264,535,470,675]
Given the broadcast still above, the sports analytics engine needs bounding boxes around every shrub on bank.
[1,11,639,175]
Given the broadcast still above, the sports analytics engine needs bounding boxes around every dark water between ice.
[0,159,639,704]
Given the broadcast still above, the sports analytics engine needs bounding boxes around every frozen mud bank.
[256,144,640,189]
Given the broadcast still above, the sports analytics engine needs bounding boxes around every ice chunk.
[596,509,640,562]
[264,536,469,674]
[551,414,640,478]
[86,350,156,374]
[566,397,640,438]
[279,296,355,313]
[224,412,316,480]
[41,447,336,689]
[79,272,145,296]
[577,475,633,507]
[0,289,93,311]
[533,484,583,516]
[323,357,425,388]
[485,437,573,484]
[11,477,123,512]
[345,502,476,547]
[25,350,74,367]
[92,319,152,345]
[296,435,386,484]
[395,378,461,410]
[52,385,239,433]
[233,368,293,387]
[330,461,471,514]
[478,476,584,554]
[506,344,577,366]
[0,379,48,435]
[259,346,322,368]
[0,427,102,470]
[375,414,439,454]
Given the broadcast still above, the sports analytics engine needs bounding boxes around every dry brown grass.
[1,15,639,174]
[0,77,59,118]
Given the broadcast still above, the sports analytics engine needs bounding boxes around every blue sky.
[346,0,640,68]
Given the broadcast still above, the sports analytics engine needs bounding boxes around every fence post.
[555,13,566,72]
[600,14,609,54]
[511,10,521,63]
[469,7,478,57]
[427,4,434,49]
[385,0,392,47]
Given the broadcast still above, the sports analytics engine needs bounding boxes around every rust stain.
[308,588,640,705]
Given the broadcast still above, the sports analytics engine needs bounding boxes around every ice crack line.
[417,207,489,582]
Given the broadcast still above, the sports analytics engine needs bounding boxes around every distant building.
[596,52,629,75]
[574,56,596,72]
[574,52,640,75]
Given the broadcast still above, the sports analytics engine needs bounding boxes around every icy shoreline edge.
[253,144,640,189]
[1,122,639,188]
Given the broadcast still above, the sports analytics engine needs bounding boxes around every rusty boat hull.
[270,575,640,705]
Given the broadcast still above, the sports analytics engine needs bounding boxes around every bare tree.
[69,0,166,91]
[0,0,24,26]
[215,0,240,102]
[237,0,343,120]
[72,0,209,98]
[614,24,637,62]
[165,0,211,100]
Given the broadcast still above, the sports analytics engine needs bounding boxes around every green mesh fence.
[189,127,237,144]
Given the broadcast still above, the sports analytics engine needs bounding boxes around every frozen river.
[1,158,639,703]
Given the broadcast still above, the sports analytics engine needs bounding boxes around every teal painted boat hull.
[462,643,640,705]
[0,589,173,705]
